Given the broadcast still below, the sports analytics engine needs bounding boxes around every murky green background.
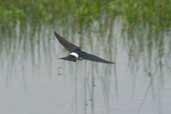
[0,19,171,114]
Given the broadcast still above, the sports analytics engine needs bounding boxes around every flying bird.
[54,32,114,64]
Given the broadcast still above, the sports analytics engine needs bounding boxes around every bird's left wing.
[54,32,79,52]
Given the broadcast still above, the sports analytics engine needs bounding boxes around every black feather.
[54,32,79,52]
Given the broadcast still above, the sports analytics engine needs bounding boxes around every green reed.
[0,0,171,31]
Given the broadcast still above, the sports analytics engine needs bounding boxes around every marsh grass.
[0,0,171,31]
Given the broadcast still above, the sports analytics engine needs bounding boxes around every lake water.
[0,20,171,114]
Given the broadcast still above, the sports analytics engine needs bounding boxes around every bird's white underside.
[70,52,79,58]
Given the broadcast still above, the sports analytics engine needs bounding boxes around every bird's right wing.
[80,51,114,64]
[54,32,79,52]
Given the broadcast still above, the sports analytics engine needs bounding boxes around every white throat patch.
[70,52,79,58]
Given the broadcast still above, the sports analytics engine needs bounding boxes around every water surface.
[0,20,171,114]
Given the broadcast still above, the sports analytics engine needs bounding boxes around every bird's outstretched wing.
[80,51,114,64]
[54,32,79,52]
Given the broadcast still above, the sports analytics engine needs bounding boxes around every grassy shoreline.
[0,0,171,31]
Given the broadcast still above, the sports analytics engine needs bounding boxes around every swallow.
[54,32,114,64]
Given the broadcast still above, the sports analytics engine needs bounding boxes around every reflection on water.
[0,20,171,114]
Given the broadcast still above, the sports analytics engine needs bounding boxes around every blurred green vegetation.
[0,0,171,30]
